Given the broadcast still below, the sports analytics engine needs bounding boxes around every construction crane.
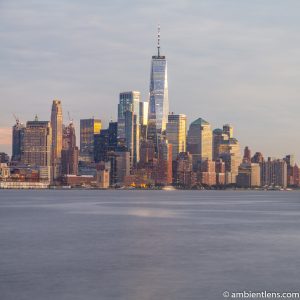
[12,113,20,125]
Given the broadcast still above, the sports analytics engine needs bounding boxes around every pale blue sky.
[1,0,300,160]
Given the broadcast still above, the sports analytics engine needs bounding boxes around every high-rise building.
[243,146,251,164]
[261,158,287,188]
[12,118,25,162]
[213,128,224,161]
[166,113,187,161]
[51,100,63,179]
[236,163,260,188]
[117,91,140,165]
[139,101,149,141]
[147,26,169,150]
[61,121,79,176]
[80,118,101,162]
[175,152,196,188]
[223,124,233,139]
[187,118,212,169]
[21,116,52,181]
[218,138,241,184]
[198,159,216,186]
[155,138,172,185]
[251,152,264,164]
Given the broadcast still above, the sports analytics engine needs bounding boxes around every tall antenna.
[157,24,160,57]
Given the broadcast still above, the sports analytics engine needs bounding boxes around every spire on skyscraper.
[157,24,160,57]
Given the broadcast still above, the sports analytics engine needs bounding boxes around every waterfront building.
[236,163,261,188]
[96,162,110,188]
[50,100,63,179]
[187,118,212,169]
[0,163,10,179]
[261,158,287,188]
[61,121,79,176]
[155,138,172,185]
[175,152,196,188]
[166,113,187,161]
[147,26,169,151]
[80,118,101,162]
[118,91,140,165]
[12,119,25,162]
[218,138,241,184]
[21,116,52,181]
[198,159,216,186]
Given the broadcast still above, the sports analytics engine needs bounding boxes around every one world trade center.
[147,25,169,151]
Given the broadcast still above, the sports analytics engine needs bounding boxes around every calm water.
[0,190,300,300]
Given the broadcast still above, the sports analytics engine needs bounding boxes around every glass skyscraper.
[147,26,169,149]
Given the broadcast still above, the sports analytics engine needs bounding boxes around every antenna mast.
[157,24,160,57]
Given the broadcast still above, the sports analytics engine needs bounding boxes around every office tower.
[284,154,295,186]
[22,116,52,180]
[218,138,242,184]
[108,122,118,149]
[12,118,25,162]
[175,152,195,188]
[50,100,63,177]
[284,154,295,167]
[166,113,187,161]
[251,152,264,164]
[155,138,172,185]
[80,118,101,162]
[61,122,79,175]
[236,163,261,188]
[261,158,287,188]
[187,118,212,169]
[243,146,251,163]
[94,121,118,163]
[213,128,224,161]
[223,124,233,139]
[147,26,169,150]
[139,101,149,141]
[118,91,140,165]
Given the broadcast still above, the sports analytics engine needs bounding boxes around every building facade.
[166,113,187,161]
[80,118,101,162]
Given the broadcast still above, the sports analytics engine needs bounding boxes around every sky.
[1,0,300,160]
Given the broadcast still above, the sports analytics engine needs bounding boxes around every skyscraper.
[147,26,169,150]
[61,121,79,176]
[12,118,25,162]
[21,116,52,181]
[80,118,101,162]
[51,100,63,179]
[166,113,187,160]
[117,91,140,165]
[187,118,212,169]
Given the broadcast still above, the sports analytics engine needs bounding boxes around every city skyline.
[1,0,300,159]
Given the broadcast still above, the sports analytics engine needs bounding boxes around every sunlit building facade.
[166,113,187,161]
